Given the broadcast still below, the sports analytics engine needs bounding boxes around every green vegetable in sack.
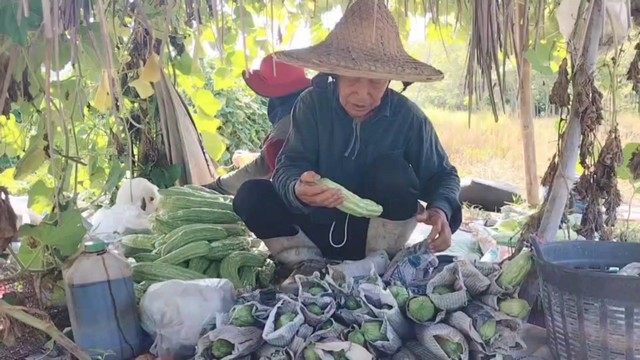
[210,339,234,359]
[321,320,333,330]
[479,320,497,342]
[229,304,256,327]
[433,286,453,295]
[333,350,349,360]
[303,346,321,360]
[499,298,531,319]
[307,303,323,316]
[347,330,366,346]
[435,336,464,360]
[275,312,297,330]
[407,296,436,323]
[497,251,533,288]
[463,303,497,342]
[345,296,360,310]
[361,320,386,343]
[389,285,410,308]
[308,286,325,296]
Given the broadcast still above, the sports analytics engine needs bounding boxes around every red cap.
[243,53,312,98]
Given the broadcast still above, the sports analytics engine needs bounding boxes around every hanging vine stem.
[94,0,135,183]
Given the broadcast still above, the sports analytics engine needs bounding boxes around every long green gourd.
[316,178,383,218]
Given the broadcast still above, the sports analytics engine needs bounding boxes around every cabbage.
[407,296,436,323]
[307,303,323,316]
[275,312,297,330]
[463,303,497,342]
[210,339,234,359]
[478,319,497,342]
[308,286,325,296]
[347,329,366,346]
[389,285,410,308]
[303,346,321,360]
[333,350,349,360]
[498,298,531,319]
[321,320,333,330]
[361,320,386,343]
[229,304,256,327]
[433,286,453,295]
[344,296,361,310]
[435,336,463,360]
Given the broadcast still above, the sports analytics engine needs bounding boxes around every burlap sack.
[294,272,332,298]
[298,293,337,327]
[425,263,469,311]
[216,301,273,329]
[254,344,294,360]
[262,297,305,347]
[358,282,412,339]
[415,323,469,360]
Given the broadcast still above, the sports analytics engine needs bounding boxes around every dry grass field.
[428,109,640,207]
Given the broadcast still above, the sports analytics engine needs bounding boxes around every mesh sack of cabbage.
[348,315,403,356]
[298,290,337,326]
[215,301,274,329]
[195,325,263,360]
[446,302,526,355]
[415,323,470,360]
[262,296,308,348]
[421,259,491,311]
[357,282,413,339]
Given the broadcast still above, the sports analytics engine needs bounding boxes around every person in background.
[206,54,312,195]
[232,0,462,290]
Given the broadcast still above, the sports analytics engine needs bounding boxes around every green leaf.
[27,180,54,214]
[104,159,125,194]
[194,90,222,117]
[617,143,640,181]
[27,207,85,256]
[16,234,46,271]
[201,131,226,161]
[0,1,43,46]
[525,42,556,76]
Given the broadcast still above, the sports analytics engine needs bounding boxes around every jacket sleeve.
[272,91,318,214]
[406,114,462,233]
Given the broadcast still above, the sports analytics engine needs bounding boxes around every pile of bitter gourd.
[121,185,275,300]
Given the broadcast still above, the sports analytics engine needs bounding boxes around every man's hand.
[416,208,452,253]
[295,171,344,208]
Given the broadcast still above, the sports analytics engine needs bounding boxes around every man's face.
[337,76,389,119]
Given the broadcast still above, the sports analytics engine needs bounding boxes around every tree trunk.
[520,59,540,206]
[538,0,604,243]
[516,1,540,207]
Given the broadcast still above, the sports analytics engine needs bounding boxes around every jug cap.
[85,240,107,253]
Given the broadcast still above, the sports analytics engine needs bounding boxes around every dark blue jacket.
[272,81,462,231]
[266,90,306,126]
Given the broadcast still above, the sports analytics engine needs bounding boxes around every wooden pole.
[538,0,604,243]
[516,0,541,207]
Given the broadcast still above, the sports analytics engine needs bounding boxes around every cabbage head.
[389,285,410,308]
[347,329,366,346]
[407,296,436,323]
[435,336,464,360]
[229,304,256,327]
[307,303,323,316]
[275,312,297,330]
[210,339,234,359]
[361,320,386,343]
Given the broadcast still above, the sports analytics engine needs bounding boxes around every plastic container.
[534,240,640,360]
[63,240,144,359]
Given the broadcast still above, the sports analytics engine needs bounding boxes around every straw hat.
[243,54,312,98]
[274,0,443,83]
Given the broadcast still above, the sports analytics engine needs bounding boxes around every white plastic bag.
[89,204,153,243]
[139,279,236,357]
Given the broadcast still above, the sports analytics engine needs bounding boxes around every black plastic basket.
[533,240,640,359]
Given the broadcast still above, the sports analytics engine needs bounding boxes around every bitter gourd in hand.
[316,177,383,218]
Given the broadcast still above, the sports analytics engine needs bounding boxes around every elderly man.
[207,54,311,195]
[233,0,462,283]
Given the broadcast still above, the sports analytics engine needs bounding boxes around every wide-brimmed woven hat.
[243,53,312,98]
[274,0,443,83]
